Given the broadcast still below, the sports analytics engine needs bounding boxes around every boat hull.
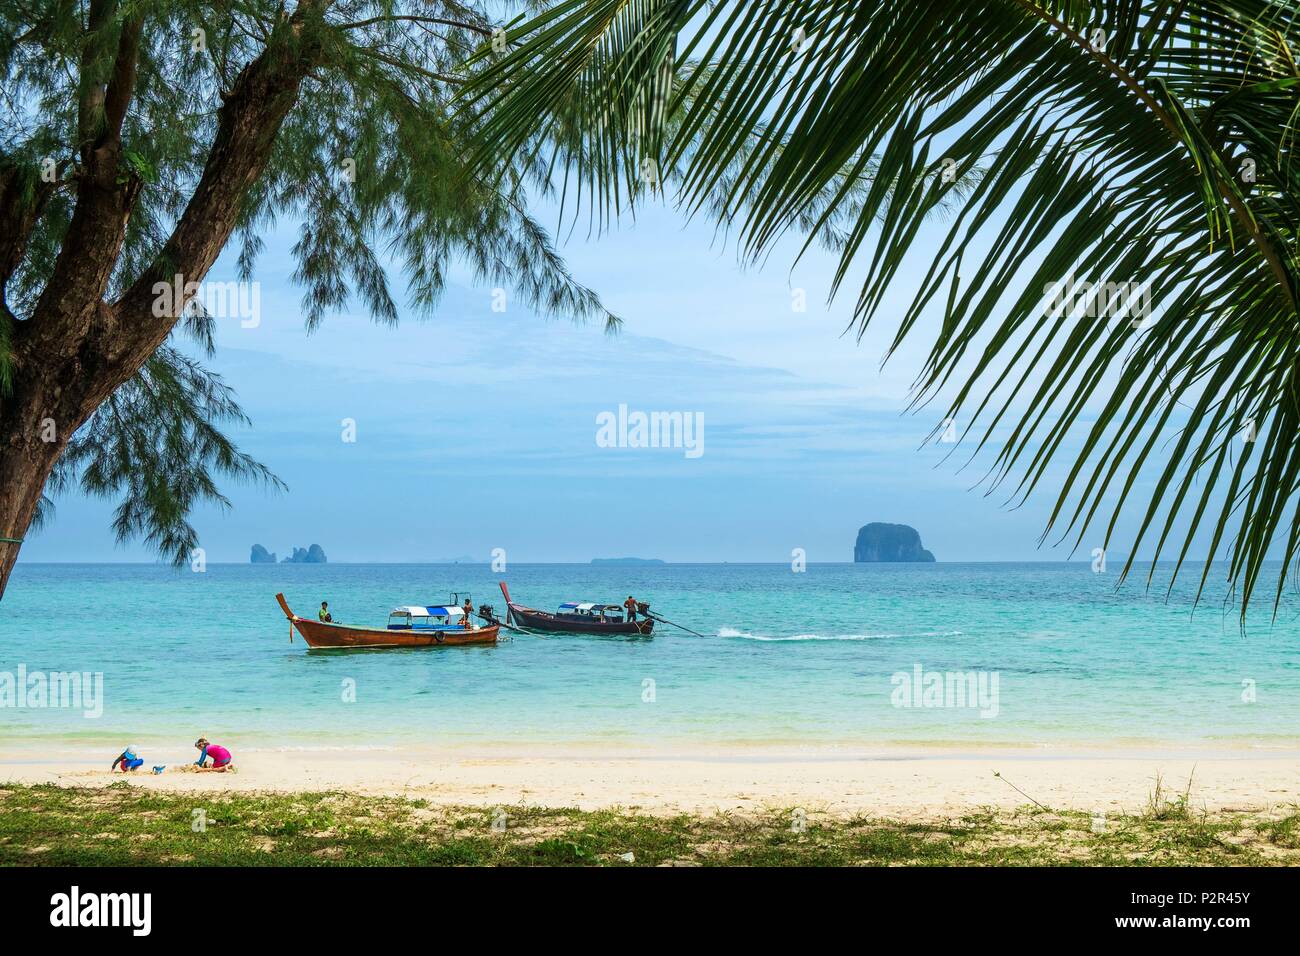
[276,594,498,648]
[508,604,653,636]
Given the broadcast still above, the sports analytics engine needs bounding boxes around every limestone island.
[282,544,328,564]
[853,523,935,562]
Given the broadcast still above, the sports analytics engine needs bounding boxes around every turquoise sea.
[1,562,1297,751]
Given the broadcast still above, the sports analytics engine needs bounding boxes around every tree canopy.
[0,1,615,584]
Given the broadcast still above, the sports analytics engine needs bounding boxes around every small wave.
[718,627,878,641]
[243,744,403,753]
[717,627,961,642]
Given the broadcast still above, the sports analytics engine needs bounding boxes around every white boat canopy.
[392,605,465,618]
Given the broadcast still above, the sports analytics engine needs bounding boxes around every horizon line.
[11,558,1242,566]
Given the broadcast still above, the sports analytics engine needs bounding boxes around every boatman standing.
[462,598,474,628]
[623,595,639,622]
[319,601,333,622]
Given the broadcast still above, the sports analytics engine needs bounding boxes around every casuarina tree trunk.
[0,383,74,595]
[0,5,324,600]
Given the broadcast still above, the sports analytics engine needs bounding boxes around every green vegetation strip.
[1,783,1297,866]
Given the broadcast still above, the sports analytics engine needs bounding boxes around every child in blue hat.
[111,745,145,772]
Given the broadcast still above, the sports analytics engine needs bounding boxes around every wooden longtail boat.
[275,593,499,649]
[498,582,654,636]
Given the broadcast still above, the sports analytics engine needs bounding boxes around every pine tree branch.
[336,15,491,36]
[20,0,143,356]
[0,162,66,307]
[106,2,333,400]
[102,12,142,142]
[75,0,116,153]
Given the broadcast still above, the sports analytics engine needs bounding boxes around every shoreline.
[4,743,1297,816]
[7,740,1300,759]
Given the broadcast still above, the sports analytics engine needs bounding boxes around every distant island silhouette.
[251,544,328,564]
[853,524,935,562]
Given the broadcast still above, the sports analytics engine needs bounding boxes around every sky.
[27,181,1202,566]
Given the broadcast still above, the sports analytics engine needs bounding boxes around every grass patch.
[0,784,1295,866]
[1145,771,1196,821]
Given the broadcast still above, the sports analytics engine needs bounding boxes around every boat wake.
[717,627,963,642]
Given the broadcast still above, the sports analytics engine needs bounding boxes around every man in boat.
[319,601,333,623]
[623,595,639,622]
[461,598,474,628]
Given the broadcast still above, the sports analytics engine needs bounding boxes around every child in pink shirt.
[194,737,233,772]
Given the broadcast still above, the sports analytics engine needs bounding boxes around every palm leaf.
[461,0,1300,620]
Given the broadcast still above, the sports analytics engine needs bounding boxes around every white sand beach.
[3,745,1297,817]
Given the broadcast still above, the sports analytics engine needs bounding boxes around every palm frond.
[462,0,1300,619]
